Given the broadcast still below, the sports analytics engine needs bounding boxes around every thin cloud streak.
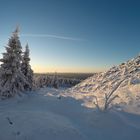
[21,33,85,41]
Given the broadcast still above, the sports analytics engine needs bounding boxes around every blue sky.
[0,0,140,73]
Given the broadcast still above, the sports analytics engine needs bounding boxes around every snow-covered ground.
[0,88,140,140]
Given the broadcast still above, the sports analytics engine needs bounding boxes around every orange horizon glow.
[31,64,107,73]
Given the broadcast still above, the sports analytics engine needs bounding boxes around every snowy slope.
[1,88,140,140]
[66,55,140,110]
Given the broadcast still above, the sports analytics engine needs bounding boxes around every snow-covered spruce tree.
[21,44,33,90]
[0,28,29,98]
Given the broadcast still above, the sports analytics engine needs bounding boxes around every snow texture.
[0,88,140,140]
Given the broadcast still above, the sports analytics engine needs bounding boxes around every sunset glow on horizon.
[31,64,107,73]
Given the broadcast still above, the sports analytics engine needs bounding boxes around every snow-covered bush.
[93,79,125,111]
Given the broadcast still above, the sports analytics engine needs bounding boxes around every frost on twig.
[93,79,125,111]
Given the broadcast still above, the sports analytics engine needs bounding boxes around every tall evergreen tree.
[0,27,28,97]
[21,44,34,90]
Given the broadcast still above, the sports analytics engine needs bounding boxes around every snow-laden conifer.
[0,27,28,97]
[21,44,33,90]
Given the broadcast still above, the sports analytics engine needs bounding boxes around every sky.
[0,0,140,73]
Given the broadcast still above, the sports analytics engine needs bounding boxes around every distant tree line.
[34,73,81,89]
